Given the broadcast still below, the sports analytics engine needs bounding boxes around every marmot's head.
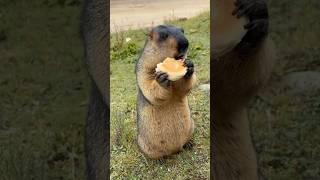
[146,25,189,62]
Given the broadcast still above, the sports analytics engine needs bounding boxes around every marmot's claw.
[156,158,165,165]
[184,59,194,78]
[183,139,194,150]
[155,71,171,88]
[232,0,268,20]
[233,0,269,48]
[244,19,268,31]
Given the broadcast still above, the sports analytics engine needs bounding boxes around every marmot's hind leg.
[184,118,195,150]
[138,136,167,159]
[183,139,194,150]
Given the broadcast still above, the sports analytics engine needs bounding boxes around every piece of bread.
[212,0,249,57]
[155,57,187,81]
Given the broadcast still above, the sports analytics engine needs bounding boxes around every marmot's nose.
[177,36,189,55]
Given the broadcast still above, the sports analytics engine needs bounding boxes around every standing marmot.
[135,25,196,159]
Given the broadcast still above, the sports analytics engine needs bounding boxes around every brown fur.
[136,26,196,159]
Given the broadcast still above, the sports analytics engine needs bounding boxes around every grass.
[0,0,87,179]
[110,12,210,179]
[249,0,320,179]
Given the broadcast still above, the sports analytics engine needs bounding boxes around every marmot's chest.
[149,99,190,120]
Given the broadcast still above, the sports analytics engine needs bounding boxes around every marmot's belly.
[140,102,192,151]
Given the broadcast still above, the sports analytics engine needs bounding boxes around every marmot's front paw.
[233,0,269,47]
[155,71,171,88]
[244,18,268,40]
[232,0,268,21]
[183,59,194,78]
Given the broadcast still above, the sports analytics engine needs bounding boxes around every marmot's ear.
[148,29,157,40]
[180,27,185,34]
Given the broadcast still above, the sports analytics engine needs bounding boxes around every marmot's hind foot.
[156,158,166,165]
[183,139,194,150]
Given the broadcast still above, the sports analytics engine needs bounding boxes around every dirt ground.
[110,0,210,32]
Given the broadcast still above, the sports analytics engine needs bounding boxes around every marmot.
[135,25,196,159]
[212,0,275,179]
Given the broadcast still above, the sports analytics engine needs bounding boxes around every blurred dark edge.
[209,0,216,179]
[81,0,110,179]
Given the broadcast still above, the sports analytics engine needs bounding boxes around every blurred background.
[0,0,319,179]
[110,0,209,32]
[249,1,320,179]
[0,0,87,179]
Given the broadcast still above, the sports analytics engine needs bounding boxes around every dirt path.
[110,0,210,32]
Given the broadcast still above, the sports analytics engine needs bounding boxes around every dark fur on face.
[149,25,189,59]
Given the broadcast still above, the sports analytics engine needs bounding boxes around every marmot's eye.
[158,32,169,41]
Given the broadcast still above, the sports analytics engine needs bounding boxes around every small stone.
[199,83,210,92]
[125,38,131,42]
[282,71,320,93]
